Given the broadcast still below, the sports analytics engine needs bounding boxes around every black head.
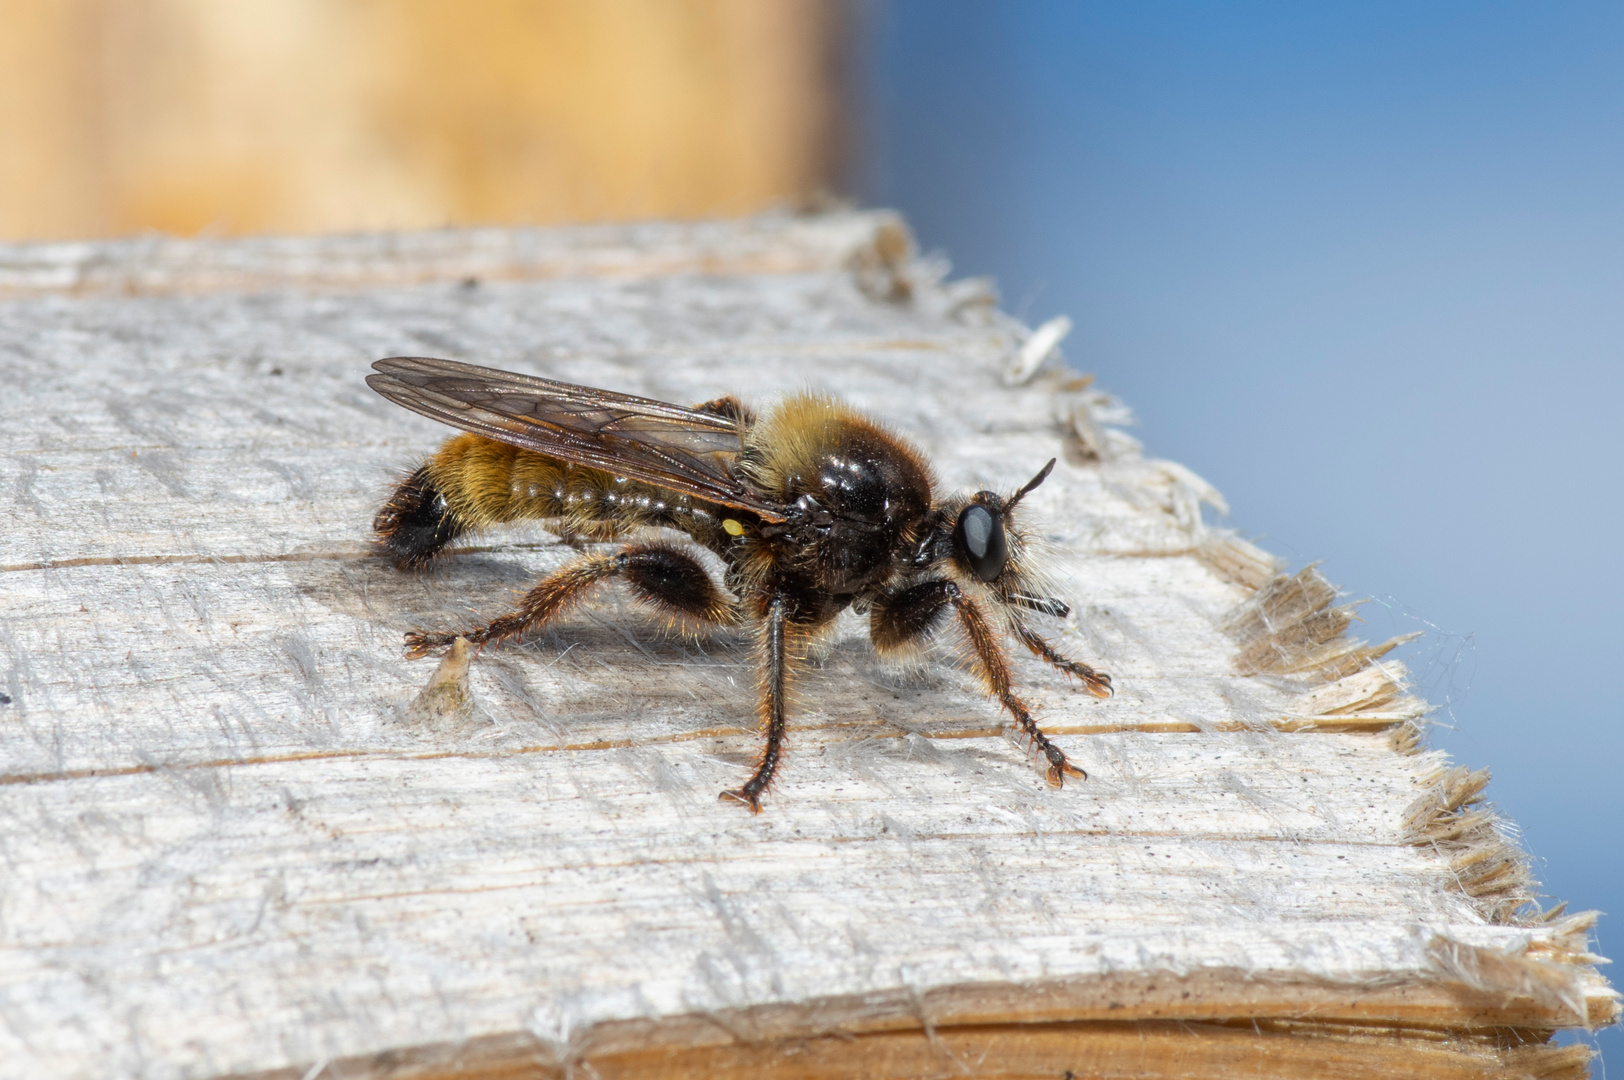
[951,458,1055,582]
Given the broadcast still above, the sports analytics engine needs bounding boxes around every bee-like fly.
[368,357,1111,811]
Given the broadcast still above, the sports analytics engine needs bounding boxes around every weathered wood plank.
[0,214,1612,1079]
[0,212,897,296]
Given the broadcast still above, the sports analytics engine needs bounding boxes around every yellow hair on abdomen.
[421,432,714,542]
[424,433,576,530]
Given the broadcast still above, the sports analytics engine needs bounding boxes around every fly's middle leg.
[720,595,791,813]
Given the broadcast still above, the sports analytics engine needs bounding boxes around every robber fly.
[368,357,1111,811]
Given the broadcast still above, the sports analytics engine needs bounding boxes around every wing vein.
[368,357,785,521]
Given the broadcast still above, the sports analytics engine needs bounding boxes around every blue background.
[856,1,1622,1066]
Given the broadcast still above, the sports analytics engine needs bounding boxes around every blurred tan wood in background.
[0,0,845,241]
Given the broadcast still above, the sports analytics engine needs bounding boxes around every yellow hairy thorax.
[742,391,935,501]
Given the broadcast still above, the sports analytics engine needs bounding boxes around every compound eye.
[955,503,1008,581]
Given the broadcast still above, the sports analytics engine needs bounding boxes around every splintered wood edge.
[227,969,1608,1080]
[1215,558,1541,926]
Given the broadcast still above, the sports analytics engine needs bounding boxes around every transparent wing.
[367,356,785,520]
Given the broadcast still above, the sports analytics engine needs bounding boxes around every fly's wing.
[367,356,786,520]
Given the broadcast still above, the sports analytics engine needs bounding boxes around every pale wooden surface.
[0,212,1613,1079]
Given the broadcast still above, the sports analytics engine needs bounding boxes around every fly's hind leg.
[1010,621,1112,698]
[872,580,1085,787]
[693,395,756,425]
[405,543,737,657]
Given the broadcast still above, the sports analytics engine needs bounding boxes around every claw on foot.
[719,788,764,813]
[1055,660,1113,699]
[1046,759,1087,787]
[403,631,441,660]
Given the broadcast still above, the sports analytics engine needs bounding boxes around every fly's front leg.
[872,580,1085,786]
[952,586,1085,786]
[869,579,956,655]
[405,543,736,657]
[720,595,790,812]
[1010,621,1112,699]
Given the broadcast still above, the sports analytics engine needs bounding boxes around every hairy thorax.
[742,394,933,600]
